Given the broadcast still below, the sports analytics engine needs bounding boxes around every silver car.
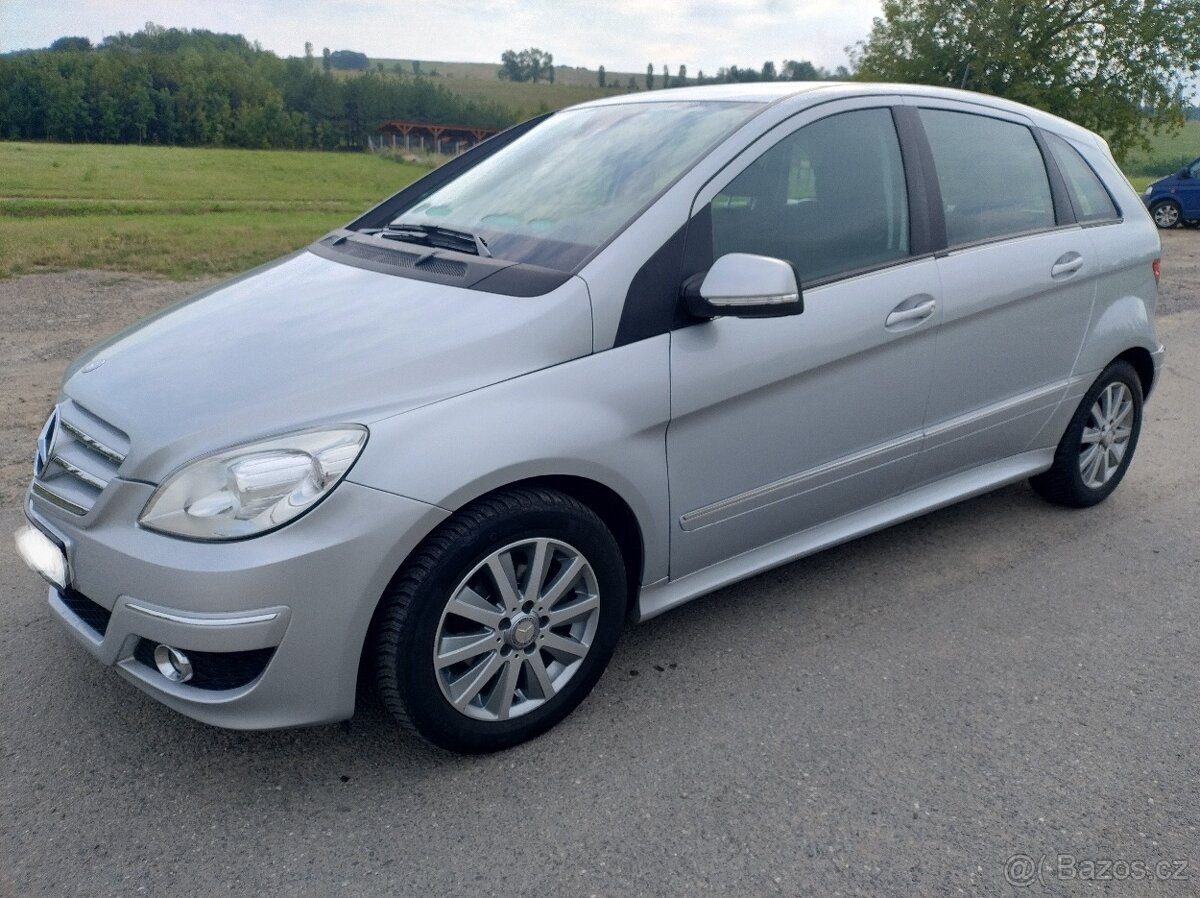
[17,83,1165,752]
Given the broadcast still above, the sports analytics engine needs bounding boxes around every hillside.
[366,58,644,88]
[331,57,645,117]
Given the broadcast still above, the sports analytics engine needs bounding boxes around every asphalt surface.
[2,281,1199,897]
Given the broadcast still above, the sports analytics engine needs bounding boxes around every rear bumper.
[26,478,448,729]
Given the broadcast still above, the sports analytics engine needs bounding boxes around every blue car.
[1143,157,1200,228]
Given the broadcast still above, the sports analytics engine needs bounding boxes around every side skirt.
[636,448,1054,622]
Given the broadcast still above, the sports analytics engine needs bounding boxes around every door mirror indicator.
[683,253,804,319]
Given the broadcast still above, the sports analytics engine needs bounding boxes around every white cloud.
[0,0,882,73]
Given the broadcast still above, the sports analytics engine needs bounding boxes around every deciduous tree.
[850,0,1200,160]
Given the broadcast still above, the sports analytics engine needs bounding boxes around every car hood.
[62,250,593,482]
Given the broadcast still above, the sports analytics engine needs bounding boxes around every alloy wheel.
[1078,382,1134,489]
[1153,203,1180,228]
[433,538,600,721]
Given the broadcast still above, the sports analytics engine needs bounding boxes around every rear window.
[919,109,1056,246]
[1044,132,1120,223]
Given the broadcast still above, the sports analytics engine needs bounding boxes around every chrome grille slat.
[32,401,130,515]
[32,481,90,515]
[53,456,108,491]
[58,418,125,464]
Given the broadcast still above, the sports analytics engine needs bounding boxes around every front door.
[1179,159,1200,219]
[666,102,940,578]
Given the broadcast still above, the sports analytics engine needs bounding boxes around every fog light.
[154,644,193,683]
[14,526,68,588]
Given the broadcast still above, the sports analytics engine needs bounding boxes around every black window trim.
[892,106,944,255]
[1031,127,1077,227]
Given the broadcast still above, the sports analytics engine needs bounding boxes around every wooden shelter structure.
[375,120,502,154]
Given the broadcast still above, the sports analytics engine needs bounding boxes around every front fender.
[347,336,673,586]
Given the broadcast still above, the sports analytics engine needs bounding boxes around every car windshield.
[388,101,758,272]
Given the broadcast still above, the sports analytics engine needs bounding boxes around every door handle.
[885,299,937,328]
[1051,253,1084,278]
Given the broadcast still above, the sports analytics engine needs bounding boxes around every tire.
[372,486,626,753]
[1150,200,1181,229]
[1029,360,1143,508]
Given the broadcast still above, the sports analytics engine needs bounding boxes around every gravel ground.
[0,229,1198,897]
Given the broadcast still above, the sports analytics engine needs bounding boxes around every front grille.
[133,639,276,691]
[32,401,129,515]
[58,587,112,636]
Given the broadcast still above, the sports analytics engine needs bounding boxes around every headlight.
[1143,185,1153,196]
[139,426,367,540]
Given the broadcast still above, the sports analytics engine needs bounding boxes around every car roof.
[574,81,1105,149]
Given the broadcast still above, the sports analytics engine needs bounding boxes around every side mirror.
[1177,167,1191,179]
[683,253,804,319]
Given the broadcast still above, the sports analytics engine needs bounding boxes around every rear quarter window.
[1043,132,1120,223]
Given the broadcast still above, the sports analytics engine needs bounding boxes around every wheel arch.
[1116,346,1155,399]
[356,473,648,703]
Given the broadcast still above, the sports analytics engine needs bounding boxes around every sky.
[0,0,884,74]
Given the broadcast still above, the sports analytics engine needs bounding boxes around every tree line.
[635,59,849,89]
[0,25,514,150]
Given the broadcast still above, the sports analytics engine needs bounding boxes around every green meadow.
[0,142,425,279]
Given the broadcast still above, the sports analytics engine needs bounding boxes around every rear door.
[906,100,1096,486]
[666,100,941,578]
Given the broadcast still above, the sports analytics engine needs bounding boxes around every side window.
[918,109,1055,246]
[1189,159,1200,179]
[1044,132,1119,223]
[710,108,909,284]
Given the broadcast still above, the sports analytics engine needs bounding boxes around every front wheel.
[1150,200,1181,229]
[372,487,626,753]
[1030,360,1143,508]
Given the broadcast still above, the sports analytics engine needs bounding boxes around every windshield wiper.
[376,223,492,257]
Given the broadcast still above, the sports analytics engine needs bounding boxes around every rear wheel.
[1030,360,1143,508]
[1150,200,1181,229]
[372,487,626,753]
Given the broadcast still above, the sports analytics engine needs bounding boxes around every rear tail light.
[1152,258,1161,287]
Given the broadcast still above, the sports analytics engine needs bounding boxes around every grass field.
[1123,120,1200,177]
[0,143,425,279]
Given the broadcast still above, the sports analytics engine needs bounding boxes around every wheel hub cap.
[508,614,539,649]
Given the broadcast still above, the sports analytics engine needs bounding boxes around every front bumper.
[25,477,447,729]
